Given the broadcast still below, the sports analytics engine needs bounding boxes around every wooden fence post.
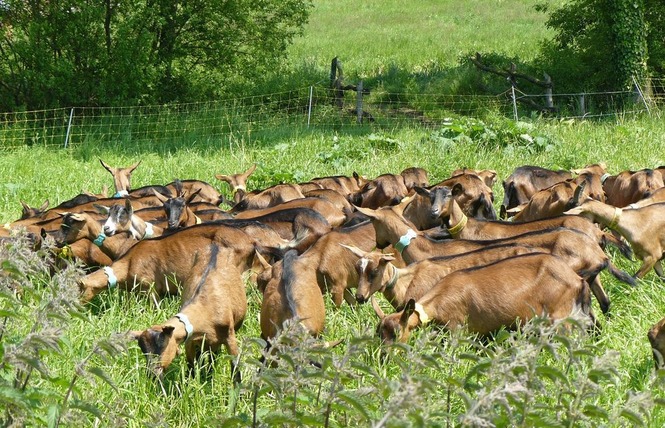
[330,57,344,108]
[356,80,363,124]
[544,73,554,110]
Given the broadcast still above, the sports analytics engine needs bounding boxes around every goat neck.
[129,215,162,240]
[381,264,415,309]
[443,199,468,238]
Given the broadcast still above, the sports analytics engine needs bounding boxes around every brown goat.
[18,200,50,220]
[51,211,139,261]
[229,183,305,213]
[435,187,630,258]
[351,173,410,209]
[373,253,594,345]
[345,243,542,309]
[260,249,326,342]
[625,187,665,209]
[430,172,496,219]
[233,197,346,228]
[648,317,665,369]
[603,168,665,208]
[501,165,572,213]
[509,180,588,222]
[100,159,141,197]
[215,164,257,203]
[565,200,665,279]
[100,199,165,240]
[400,167,429,190]
[351,221,632,314]
[450,167,498,188]
[265,221,379,307]
[131,254,246,383]
[77,222,259,302]
[405,179,495,231]
[300,172,368,197]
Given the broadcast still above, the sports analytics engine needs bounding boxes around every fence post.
[632,75,651,115]
[64,107,75,148]
[578,93,586,117]
[510,86,518,121]
[307,86,314,127]
[543,73,554,110]
[356,80,363,124]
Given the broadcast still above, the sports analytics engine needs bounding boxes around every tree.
[0,0,313,110]
[536,0,662,92]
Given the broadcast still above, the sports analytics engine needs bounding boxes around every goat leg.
[635,256,658,279]
[589,277,610,315]
[655,260,665,278]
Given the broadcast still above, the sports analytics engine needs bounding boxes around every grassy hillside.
[280,0,558,96]
[288,0,555,71]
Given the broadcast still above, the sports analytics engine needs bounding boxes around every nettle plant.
[0,230,127,427]
[222,316,665,427]
[429,117,555,153]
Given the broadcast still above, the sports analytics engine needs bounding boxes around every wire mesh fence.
[0,80,658,150]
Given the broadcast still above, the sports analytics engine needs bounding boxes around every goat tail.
[607,260,637,287]
[601,231,633,260]
[283,223,311,253]
[282,249,300,318]
[255,244,285,263]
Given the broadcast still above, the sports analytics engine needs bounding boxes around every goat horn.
[370,295,385,320]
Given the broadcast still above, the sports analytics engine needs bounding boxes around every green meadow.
[2,0,665,426]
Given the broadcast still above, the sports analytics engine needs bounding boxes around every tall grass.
[2,112,665,426]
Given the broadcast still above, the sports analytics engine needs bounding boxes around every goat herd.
[3,159,665,382]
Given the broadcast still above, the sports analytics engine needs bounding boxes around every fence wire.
[0,81,657,150]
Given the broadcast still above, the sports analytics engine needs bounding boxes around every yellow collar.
[414,302,430,325]
[447,213,468,237]
[608,207,622,230]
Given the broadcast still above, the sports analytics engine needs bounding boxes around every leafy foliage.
[0,0,313,110]
[0,230,128,426]
[535,0,658,92]
[428,116,554,153]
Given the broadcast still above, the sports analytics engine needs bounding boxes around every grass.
[2,113,665,426]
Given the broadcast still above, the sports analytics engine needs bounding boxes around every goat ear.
[400,299,416,325]
[380,254,396,263]
[161,326,175,336]
[127,161,141,173]
[70,213,85,222]
[94,204,110,215]
[354,205,377,218]
[128,330,144,340]
[340,243,366,258]
[215,174,231,183]
[124,198,134,214]
[572,180,587,206]
[186,188,202,204]
[243,164,257,178]
[451,183,464,197]
[99,159,113,173]
[152,189,169,203]
[413,186,430,197]
[370,296,386,319]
